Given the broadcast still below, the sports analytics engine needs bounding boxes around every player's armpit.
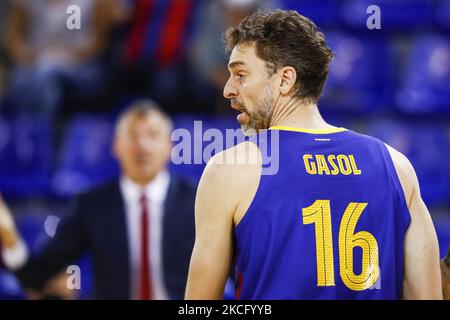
[386,144,442,299]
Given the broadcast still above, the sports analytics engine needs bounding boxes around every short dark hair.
[224,10,333,104]
[116,99,173,134]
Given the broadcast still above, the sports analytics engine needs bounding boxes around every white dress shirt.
[2,170,171,300]
[120,170,171,300]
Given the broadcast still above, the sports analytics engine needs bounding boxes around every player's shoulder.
[342,128,416,179]
[207,140,262,170]
[343,128,387,146]
[197,141,262,218]
[384,144,416,179]
[384,143,419,205]
[201,141,262,188]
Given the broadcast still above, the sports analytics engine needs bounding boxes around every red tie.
[139,194,152,300]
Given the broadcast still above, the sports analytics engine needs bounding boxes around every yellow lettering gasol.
[303,154,362,175]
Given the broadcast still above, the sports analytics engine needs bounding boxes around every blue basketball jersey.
[234,126,411,300]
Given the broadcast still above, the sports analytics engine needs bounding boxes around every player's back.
[234,126,411,300]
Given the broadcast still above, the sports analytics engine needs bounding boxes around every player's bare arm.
[386,145,442,299]
[185,141,262,299]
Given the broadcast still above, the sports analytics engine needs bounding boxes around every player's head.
[441,247,450,300]
[223,10,333,132]
[113,100,172,185]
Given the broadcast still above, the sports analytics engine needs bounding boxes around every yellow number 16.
[302,200,379,291]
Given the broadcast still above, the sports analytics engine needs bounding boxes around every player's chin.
[240,124,260,137]
[236,111,249,124]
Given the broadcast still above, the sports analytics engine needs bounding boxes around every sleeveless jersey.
[234,126,411,300]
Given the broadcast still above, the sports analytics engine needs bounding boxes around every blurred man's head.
[441,248,450,300]
[113,100,172,186]
[220,0,261,26]
[223,10,333,132]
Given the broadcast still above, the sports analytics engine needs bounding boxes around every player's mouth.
[231,103,245,112]
[231,103,248,123]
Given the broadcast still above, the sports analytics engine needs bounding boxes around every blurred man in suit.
[0,100,196,299]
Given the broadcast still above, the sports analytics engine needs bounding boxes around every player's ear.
[279,66,297,96]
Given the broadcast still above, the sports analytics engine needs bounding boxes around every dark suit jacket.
[15,175,197,299]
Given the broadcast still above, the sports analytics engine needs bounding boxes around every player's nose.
[223,77,237,99]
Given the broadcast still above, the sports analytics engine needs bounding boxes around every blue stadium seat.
[339,0,434,30]
[0,116,52,197]
[279,0,339,27]
[368,120,450,207]
[52,115,119,197]
[396,35,450,113]
[320,32,394,113]
[169,114,241,182]
[169,114,206,182]
[435,0,450,31]
[0,271,24,300]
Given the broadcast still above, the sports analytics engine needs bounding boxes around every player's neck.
[270,96,335,130]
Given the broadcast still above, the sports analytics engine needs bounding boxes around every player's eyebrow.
[228,61,246,71]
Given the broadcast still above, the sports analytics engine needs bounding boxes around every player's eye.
[237,74,246,81]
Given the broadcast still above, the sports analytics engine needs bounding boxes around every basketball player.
[185,10,442,299]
